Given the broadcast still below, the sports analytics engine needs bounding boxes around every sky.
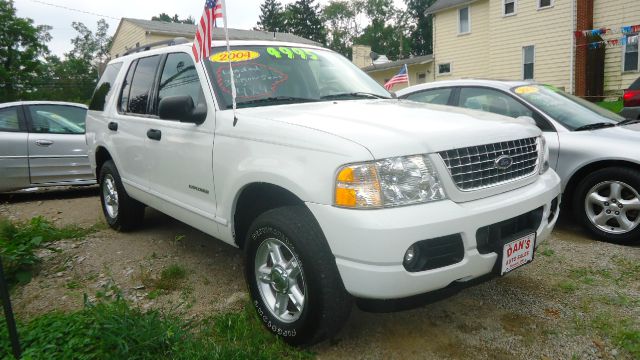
[14,0,406,57]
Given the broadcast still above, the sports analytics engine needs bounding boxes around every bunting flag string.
[576,34,639,49]
[574,24,640,38]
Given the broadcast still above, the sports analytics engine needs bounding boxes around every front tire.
[245,206,352,346]
[99,160,145,231]
[573,167,640,244]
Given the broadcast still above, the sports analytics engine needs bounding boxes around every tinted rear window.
[121,55,161,115]
[89,63,123,111]
[629,77,640,90]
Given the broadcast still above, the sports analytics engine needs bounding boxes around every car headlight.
[538,136,550,174]
[334,155,446,209]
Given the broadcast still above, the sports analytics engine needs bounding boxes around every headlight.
[538,136,550,174]
[334,155,446,209]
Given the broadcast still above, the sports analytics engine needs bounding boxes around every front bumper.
[306,170,561,299]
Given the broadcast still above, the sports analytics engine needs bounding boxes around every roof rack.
[123,37,190,56]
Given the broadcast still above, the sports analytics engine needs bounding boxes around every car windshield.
[511,84,624,130]
[205,45,391,109]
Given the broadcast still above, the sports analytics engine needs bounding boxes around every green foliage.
[284,0,327,45]
[151,13,195,25]
[0,216,94,285]
[591,313,640,358]
[0,300,313,360]
[323,0,363,58]
[405,0,437,56]
[596,100,623,113]
[256,0,286,33]
[0,0,50,102]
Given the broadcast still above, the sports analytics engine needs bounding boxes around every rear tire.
[573,167,640,244]
[244,206,352,346]
[99,160,145,231]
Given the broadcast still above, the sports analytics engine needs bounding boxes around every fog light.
[404,246,416,263]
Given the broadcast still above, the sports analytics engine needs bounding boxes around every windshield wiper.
[231,96,319,108]
[617,118,640,126]
[320,92,391,100]
[573,122,616,131]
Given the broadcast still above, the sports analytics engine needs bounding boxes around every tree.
[354,0,409,60]
[256,0,285,32]
[0,0,50,101]
[405,0,436,55]
[323,0,363,58]
[151,13,195,24]
[284,0,326,44]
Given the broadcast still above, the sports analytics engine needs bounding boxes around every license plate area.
[501,232,536,275]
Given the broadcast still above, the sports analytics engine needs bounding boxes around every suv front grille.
[439,137,539,191]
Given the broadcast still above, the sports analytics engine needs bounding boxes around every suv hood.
[239,100,540,159]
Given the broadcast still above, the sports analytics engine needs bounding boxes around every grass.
[0,299,313,360]
[141,264,188,292]
[596,99,623,113]
[591,313,640,358]
[0,216,96,285]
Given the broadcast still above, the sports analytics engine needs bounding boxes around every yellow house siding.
[434,0,491,79]
[487,0,573,90]
[109,20,147,58]
[593,0,640,94]
[366,63,435,91]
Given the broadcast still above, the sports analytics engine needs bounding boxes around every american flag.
[384,64,409,90]
[192,0,224,63]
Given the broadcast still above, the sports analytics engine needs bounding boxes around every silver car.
[0,101,95,192]
[397,80,640,244]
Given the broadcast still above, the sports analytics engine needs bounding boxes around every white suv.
[86,39,561,345]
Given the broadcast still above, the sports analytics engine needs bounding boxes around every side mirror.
[158,95,207,125]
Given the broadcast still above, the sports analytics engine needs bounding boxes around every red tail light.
[623,89,640,107]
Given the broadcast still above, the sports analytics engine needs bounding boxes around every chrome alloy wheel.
[254,238,306,323]
[103,174,119,219]
[585,180,640,234]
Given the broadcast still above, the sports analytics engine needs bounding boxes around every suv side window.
[89,63,123,111]
[28,105,87,134]
[0,107,22,132]
[404,88,453,105]
[120,55,161,115]
[157,53,205,114]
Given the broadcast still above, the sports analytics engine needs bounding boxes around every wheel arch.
[95,146,113,182]
[563,159,640,210]
[232,182,307,249]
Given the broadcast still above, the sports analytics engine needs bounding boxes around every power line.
[26,0,121,21]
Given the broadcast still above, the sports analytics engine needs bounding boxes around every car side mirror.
[158,95,207,125]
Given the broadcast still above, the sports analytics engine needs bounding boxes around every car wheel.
[99,160,145,231]
[574,167,640,244]
[245,206,352,345]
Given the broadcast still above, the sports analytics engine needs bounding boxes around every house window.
[417,73,427,84]
[458,7,470,34]
[504,0,516,16]
[523,46,535,80]
[624,34,639,72]
[438,63,451,75]
[538,0,552,9]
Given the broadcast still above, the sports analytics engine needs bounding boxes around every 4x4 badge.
[495,155,514,170]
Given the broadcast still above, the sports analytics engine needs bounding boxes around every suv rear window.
[89,63,123,111]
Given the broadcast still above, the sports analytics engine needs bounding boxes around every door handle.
[108,122,118,131]
[35,139,54,147]
[147,129,162,141]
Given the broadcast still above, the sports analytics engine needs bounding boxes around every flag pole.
[405,64,410,87]
[220,0,239,126]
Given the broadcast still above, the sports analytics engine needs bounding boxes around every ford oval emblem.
[495,155,513,170]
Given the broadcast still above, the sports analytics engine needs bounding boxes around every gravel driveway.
[1,187,638,359]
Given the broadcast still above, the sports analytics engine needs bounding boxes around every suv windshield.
[205,45,391,109]
[511,85,624,130]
